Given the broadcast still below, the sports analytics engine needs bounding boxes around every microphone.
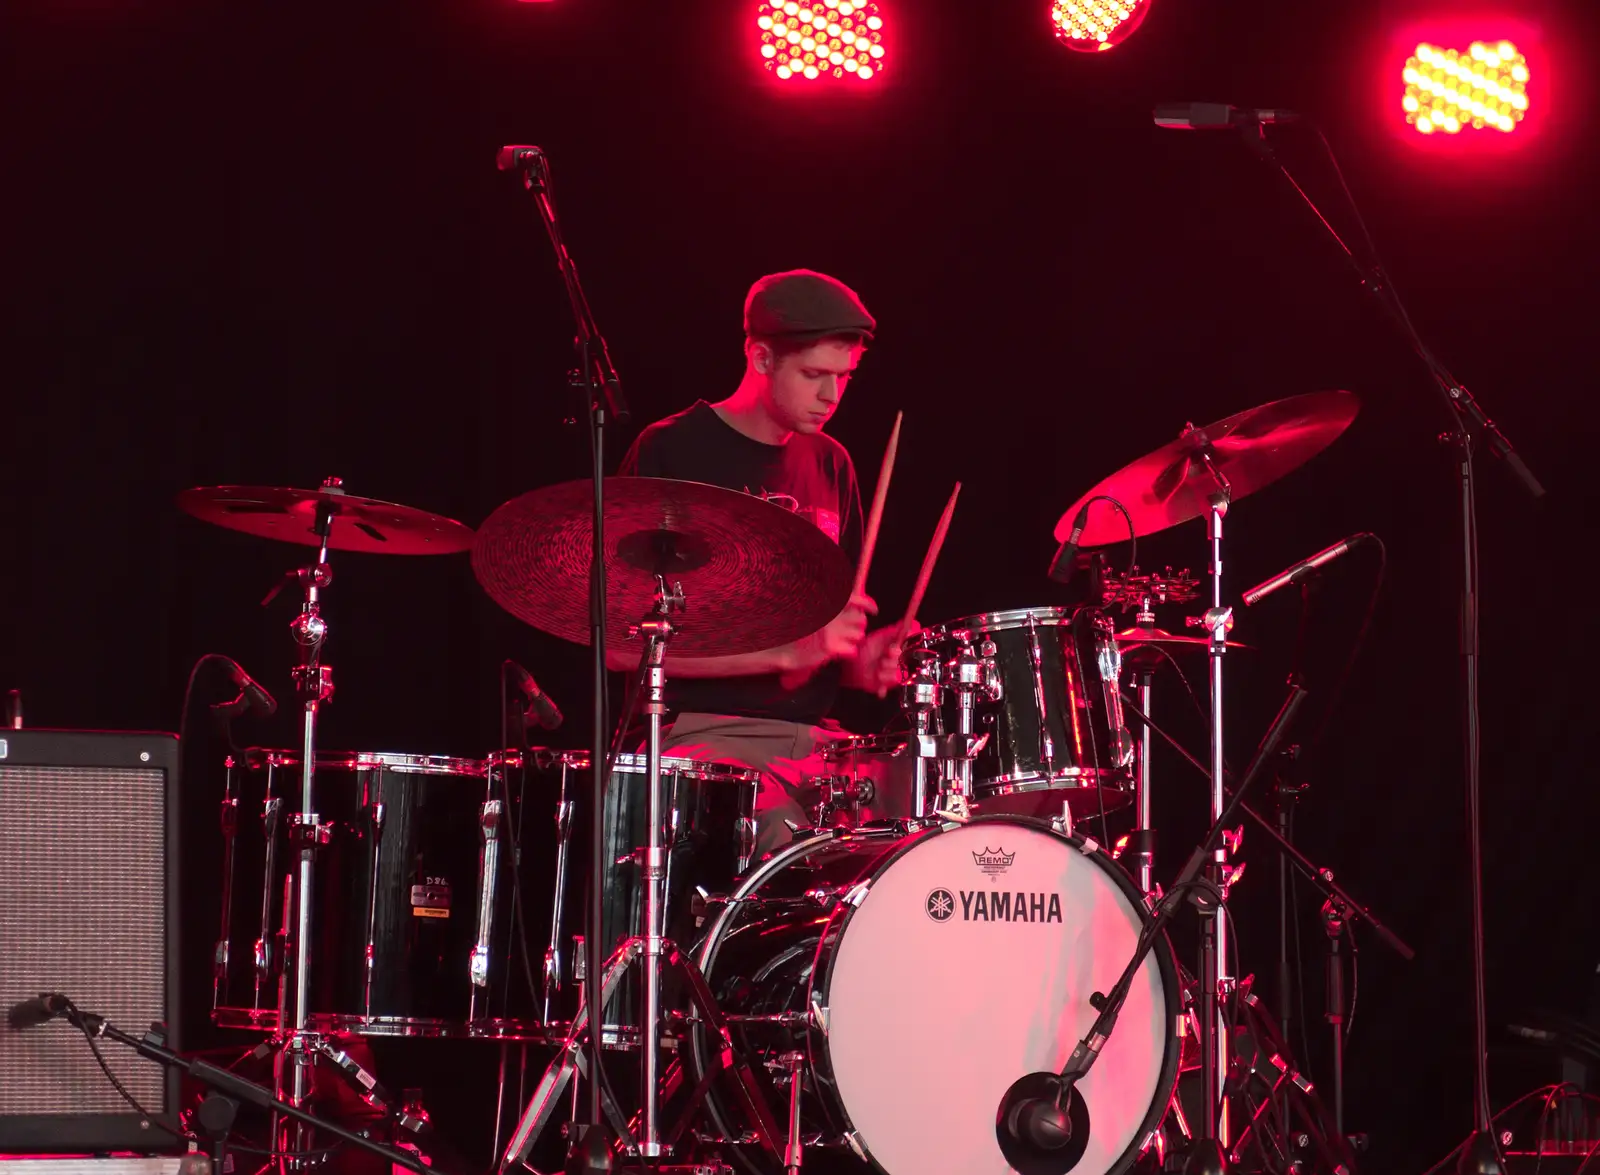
[1242,532,1374,606]
[210,657,278,720]
[1154,102,1302,130]
[496,144,544,171]
[996,1072,1090,1165]
[8,993,69,1030]
[1008,1090,1073,1148]
[506,661,564,731]
[1047,505,1091,585]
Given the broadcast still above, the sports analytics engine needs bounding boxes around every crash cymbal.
[1054,391,1360,547]
[472,477,854,658]
[177,481,475,555]
[1116,624,1252,652]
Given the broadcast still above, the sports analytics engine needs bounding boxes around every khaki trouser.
[657,712,846,855]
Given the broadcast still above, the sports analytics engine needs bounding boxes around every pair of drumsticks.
[854,410,960,647]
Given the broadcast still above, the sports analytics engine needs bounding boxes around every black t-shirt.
[617,401,863,724]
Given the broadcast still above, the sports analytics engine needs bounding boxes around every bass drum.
[690,816,1180,1175]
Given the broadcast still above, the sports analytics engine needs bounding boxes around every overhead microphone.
[1242,532,1375,606]
[1154,102,1303,130]
[1048,504,1092,585]
[210,657,278,720]
[506,661,564,731]
[496,144,545,171]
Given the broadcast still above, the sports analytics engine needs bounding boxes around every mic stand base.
[564,1123,614,1175]
[1181,1137,1229,1175]
[1455,1130,1508,1175]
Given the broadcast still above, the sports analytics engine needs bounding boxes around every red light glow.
[1403,40,1530,135]
[756,1,887,82]
[1051,0,1152,53]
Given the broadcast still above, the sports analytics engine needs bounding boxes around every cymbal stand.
[497,581,785,1173]
[278,485,338,1166]
[1125,593,1162,897]
[633,576,682,1158]
[1194,462,1237,1173]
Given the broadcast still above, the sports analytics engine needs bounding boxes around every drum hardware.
[898,645,944,819]
[996,678,1307,1175]
[1119,683,1413,1168]
[498,936,783,1174]
[497,583,784,1172]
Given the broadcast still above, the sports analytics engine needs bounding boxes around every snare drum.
[690,815,1180,1175]
[213,749,545,1039]
[916,606,1134,817]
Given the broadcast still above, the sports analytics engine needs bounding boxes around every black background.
[6,0,1600,1169]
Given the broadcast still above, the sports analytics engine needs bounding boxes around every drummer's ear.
[748,340,775,375]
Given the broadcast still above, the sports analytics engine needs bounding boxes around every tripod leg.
[666,940,785,1159]
[500,941,641,1174]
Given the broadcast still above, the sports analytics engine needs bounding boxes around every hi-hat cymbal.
[1055,391,1360,547]
[472,477,854,657]
[177,483,475,555]
[1116,625,1252,652]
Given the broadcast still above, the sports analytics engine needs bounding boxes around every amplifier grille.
[0,764,167,1116]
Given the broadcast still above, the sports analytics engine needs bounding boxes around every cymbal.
[177,483,475,555]
[472,477,854,657]
[1116,624,1252,652]
[1055,391,1360,546]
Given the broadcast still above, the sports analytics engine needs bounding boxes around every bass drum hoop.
[690,816,1182,1175]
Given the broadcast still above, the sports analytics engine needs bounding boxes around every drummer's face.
[762,339,863,434]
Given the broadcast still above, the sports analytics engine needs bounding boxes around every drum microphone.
[506,661,564,731]
[1048,505,1091,585]
[7,993,70,1030]
[1242,532,1375,606]
[1154,102,1302,130]
[209,656,278,720]
[997,1072,1091,1164]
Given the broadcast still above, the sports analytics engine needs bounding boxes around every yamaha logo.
[926,888,955,923]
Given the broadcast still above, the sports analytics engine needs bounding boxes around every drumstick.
[852,410,902,598]
[897,482,960,640]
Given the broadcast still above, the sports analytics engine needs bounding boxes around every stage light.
[1051,0,1152,53]
[1403,40,1530,134]
[756,1,887,82]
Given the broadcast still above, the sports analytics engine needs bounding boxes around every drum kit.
[179,387,1409,1175]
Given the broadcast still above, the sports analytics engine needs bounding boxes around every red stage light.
[1402,40,1530,135]
[756,1,887,82]
[1051,0,1152,52]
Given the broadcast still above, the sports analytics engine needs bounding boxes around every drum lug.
[842,1130,867,1162]
[842,881,871,908]
[470,799,503,990]
[809,993,829,1037]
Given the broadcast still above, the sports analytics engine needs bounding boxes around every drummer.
[615,270,905,853]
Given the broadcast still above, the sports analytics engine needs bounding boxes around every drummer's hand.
[844,619,920,698]
[782,594,876,677]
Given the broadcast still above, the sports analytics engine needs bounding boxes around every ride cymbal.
[472,477,853,657]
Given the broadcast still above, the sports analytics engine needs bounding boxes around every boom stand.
[999,680,1308,1174]
[496,583,783,1174]
[499,143,629,1172]
[1198,478,1236,1166]
[1241,121,1544,1175]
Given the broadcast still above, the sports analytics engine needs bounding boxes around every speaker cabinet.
[0,730,183,1152]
